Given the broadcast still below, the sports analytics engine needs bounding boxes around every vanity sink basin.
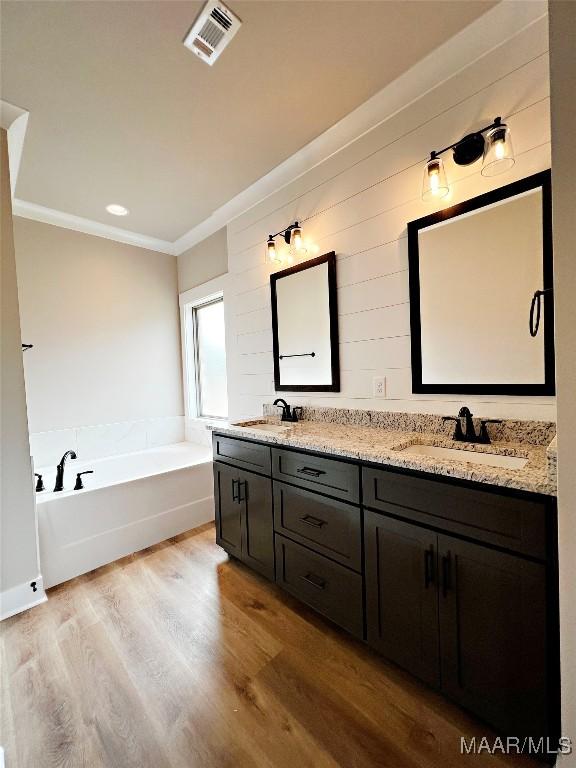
[397,444,528,470]
[234,420,292,435]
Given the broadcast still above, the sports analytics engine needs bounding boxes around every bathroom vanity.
[212,413,559,745]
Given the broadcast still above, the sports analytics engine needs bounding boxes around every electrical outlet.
[373,376,386,398]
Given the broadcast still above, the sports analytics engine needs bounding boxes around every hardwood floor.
[1,523,543,768]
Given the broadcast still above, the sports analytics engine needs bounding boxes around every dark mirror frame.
[407,170,555,396]
[270,251,340,392]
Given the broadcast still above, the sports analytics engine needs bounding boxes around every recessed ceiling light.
[106,204,129,216]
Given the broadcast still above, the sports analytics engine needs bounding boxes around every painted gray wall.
[0,128,40,598]
[13,218,184,433]
[550,1,576,761]
[177,227,228,293]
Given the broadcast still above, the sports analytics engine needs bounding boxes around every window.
[188,296,228,418]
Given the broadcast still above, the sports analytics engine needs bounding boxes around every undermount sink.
[234,420,292,435]
[397,443,528,470]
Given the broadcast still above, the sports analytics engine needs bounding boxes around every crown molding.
[1,100,30,198]
[172,0,547,255]
[13,200,175,255]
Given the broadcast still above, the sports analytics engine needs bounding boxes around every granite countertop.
[211,418,557,497]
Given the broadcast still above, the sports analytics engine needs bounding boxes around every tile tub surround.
[216,408,557,496]
[29,416,185,466]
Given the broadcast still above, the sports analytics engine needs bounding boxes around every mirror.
[270,252,340,392]
[408,171,554,395]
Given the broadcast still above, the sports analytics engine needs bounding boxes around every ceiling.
[1,0,496,242]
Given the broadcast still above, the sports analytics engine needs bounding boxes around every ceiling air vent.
[183,0,241,66]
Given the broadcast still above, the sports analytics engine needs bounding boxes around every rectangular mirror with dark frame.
[270,251,340,392]
[407,170,554,395]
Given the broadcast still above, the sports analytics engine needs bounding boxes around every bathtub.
[37,442,214,588]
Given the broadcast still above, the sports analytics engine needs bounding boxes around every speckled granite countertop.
[211,417,557,497]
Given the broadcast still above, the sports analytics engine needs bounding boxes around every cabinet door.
[365,511,440,686]
[239,470,274,580]
[438,535,548,738]
[214,462,242,557]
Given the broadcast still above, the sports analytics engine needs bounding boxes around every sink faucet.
[458,407,477,442]
[54,450,77,492]
[442,407,502,445]
[273,398,302,423]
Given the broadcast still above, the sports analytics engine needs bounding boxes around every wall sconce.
[422,116,515,201]
[267,221,307,264]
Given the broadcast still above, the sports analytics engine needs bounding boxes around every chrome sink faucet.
[54,450,77,492]
[442,407,502,445]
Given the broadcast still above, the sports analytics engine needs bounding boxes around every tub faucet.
[54,450,77,492]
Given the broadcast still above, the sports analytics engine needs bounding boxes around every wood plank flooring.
[1,523,543,768]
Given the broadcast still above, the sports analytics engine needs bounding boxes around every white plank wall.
[225,17,555,422]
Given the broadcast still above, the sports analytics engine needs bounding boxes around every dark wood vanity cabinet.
[213,462,243,558]
[213,460,274,580]
[437,535,548,739]
[365,510,549,737]
[363,466,556,741]
[364,511,440,686]
[273,481,362,571]
[275,533,363,638]
[213,434,558,743]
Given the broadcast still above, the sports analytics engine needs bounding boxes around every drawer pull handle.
[300,572,326,590]
[300,515,326,529]
[297,467,326,478]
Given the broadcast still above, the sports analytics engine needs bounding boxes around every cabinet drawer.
[275,535,363,638]
[274,482,361,571]
[362,466,547,559]
[213,434,271,476]
[272,448,359,503]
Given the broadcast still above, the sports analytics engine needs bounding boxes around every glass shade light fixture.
[481,118,515,177]
[266,221,307,265]
[267,235,280,263]
[422,116,515,201]
[290,223,303,252]
[422,152,449,202]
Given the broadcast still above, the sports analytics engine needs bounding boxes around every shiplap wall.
[225,16,555,422]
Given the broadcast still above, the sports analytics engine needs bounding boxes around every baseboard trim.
[0,575,47,621]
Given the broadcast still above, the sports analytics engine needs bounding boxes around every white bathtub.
[37,442,214,588]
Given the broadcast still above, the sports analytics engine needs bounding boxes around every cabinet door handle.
[300,514,326,529]
[300,572,326,590]
[232,478,239,503]
[237,479,247,504]
[442,552,452,597]
[297,467,326,478]
[424,546,435,588]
